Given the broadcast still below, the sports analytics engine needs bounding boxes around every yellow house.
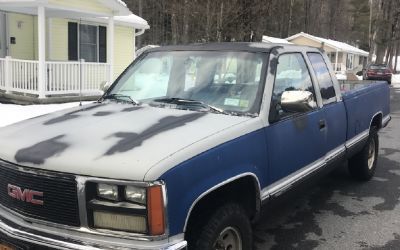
[0,0,149,99]
[286,32,369,73]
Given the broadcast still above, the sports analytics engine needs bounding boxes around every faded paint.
[48,0,113,15]
[0,102,254,181]
[15,135,69,165]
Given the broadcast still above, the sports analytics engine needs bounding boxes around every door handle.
[319,119,326,130]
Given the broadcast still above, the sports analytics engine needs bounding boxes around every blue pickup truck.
[0,43,391,250]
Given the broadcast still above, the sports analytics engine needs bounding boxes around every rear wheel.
[348,128,379,181]
[190,203,252,250]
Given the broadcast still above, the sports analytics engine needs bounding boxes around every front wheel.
[190,203,253,250]
[348,128,379,181]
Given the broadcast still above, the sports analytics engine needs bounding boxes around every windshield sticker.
[239,100,250,108]
[224,98,240,106]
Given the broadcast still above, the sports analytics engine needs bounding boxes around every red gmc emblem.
[7,184,44,205]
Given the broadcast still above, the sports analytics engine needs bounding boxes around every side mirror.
[281,90,316,113]
[100,81,111,92]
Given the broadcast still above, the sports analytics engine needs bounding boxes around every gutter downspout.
[135,28,146,37]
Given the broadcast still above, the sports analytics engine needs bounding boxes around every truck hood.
[0,102,256,181]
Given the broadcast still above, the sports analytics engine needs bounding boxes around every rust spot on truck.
[15,135,69,165]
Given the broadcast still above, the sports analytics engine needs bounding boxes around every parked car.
[0,43,391,250]
[363,63,393,84]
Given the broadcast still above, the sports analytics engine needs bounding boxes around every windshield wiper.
[153,97,228,115]
[102,93,139,105]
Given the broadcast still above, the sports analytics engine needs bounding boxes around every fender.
[159,128,268,236]
[182,172,261,232]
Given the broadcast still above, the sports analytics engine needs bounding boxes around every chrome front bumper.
[0,206,187,250]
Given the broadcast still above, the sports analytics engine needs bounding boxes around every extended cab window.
[269,53,317,122]
[307,52,336,104]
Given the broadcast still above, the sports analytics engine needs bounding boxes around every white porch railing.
[0,58,5,89]
[0,57,111,97]
[332,63,346,73]
[46,61,110,95]
[11,59,40,95]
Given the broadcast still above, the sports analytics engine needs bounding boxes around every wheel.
[190,203,253,250]
[348,128,379,181]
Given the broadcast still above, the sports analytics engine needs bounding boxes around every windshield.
[108,51,267,115]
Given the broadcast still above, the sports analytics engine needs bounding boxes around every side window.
[307,52,336,104]
[269,53,317,122]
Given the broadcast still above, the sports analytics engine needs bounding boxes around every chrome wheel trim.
[368,138,376,170]
[214,226,242,250]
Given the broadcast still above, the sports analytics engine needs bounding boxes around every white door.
[0,13,7,58]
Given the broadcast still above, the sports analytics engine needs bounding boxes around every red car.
[363,64,393,84]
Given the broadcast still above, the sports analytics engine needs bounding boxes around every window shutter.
[68,22,78,61]
[99,26,107,63]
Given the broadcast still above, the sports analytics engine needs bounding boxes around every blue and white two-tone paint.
[0,43,391,250]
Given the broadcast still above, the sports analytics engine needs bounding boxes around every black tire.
[190,203,253,250]
[348,128,379,181]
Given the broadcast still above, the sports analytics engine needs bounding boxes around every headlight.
[88,182,166,236]
[125,186,146,205]
[97,183,118,201]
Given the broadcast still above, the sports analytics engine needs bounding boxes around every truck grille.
[0,161,80,227]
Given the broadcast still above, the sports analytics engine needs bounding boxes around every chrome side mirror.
[100,81,111,92]
[281,90,316,113]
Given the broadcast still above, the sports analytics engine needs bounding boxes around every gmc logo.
[7,184,44,205]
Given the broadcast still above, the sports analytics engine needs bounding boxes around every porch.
[0,57,110,97]
[0,0,149,101]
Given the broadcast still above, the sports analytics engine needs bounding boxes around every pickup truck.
[0,43,391,250]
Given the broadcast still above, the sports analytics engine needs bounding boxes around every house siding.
[49,18,69,61]
[46,20,135,78]
[114,25,134,79]
[48,0,113,15]
[8,13,35,60]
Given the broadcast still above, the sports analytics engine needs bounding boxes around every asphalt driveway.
[254,85,400,250]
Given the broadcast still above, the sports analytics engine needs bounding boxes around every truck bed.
[339,80,390,140]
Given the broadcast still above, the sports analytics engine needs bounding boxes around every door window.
[307,52,336,104]
[270,53,317,122]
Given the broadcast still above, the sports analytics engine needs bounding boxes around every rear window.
[307,52,336,104]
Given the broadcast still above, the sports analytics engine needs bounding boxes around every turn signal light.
[147,185,165,235]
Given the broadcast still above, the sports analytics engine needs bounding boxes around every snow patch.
[0,102,91,127]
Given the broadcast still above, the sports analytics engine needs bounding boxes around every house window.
[68,22,107,63]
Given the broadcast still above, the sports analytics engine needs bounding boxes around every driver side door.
[264,53,327,192]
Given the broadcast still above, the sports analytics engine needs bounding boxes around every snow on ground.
[392,74,400,87]
[0,102,91,127]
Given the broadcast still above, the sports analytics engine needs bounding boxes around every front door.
[265,53,327,187]
[0,13,7,58]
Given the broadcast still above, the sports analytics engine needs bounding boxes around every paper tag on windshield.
[224,98,240,106]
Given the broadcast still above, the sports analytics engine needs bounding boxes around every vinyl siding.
[8,13,35,60]
[49,18,69,61]
[49,0,113,15]
[114,25,134,79]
